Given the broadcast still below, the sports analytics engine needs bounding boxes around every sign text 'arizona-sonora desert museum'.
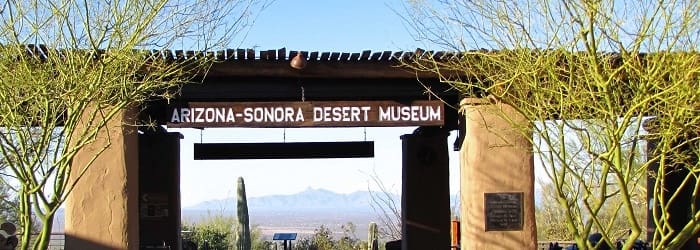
[167,100,444,128]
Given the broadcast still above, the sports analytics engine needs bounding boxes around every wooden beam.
[206,60,449,79]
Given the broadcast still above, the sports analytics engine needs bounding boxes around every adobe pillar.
[401,126,451,249]
[65,107,139,249]
[459,98,536,249]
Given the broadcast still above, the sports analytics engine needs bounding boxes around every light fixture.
[290,51,307,69]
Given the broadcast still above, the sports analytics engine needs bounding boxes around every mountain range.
[185,188,404,213]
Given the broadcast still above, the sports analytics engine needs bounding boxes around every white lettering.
[314,106,371,122]
[171,108,180,122]
[243,108,253,122]
[193,108,204,122]
[323,107,332,121]
[254,108,264,122]
[264,108,274,122]
[361,106,370,121]
[332,107,341,121]
[378,105,441,122]
[226,108,236,122]
[285,108,294,122]
[171,103,440,125]
[180,108,191,122]
[204,108,215,122]
[429,106,440,121]
[351,107,360,121]
[399,107,409,121]
[216,108,225,122]
[411,106,419,121]
[275,107,284,121]
[296,108,304,121]
[379,107,390,121]
[313,107,323,121]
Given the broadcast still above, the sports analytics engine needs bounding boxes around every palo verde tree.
[0,0,264,249]
[0,158,18,227]
[404,0,699,249]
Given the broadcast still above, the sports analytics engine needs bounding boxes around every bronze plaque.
[167,100,444,128]
[484,192,523,231]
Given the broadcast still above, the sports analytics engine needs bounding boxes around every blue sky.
[171,0,459,207]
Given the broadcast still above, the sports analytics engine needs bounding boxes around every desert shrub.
[183,213,236,249]
[296,223,366,250]
[183,212,274,250]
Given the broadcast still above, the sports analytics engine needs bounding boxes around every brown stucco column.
[65,107,139,250]
[459,98,536,249]
[400,127,451,250]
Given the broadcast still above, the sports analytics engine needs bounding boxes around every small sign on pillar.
[484,192,524,231]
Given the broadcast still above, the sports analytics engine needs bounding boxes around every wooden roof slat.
[161,50,173,61]
[260,50,270,60]
[329,52,340,61]
[289,50,308,60]
[236,49,245,60]
[224,49,234,60]
[23,44,37,58]
[309,51,319,61]
[186,50,196,59]
[25,44,36,56]
[175,50,185,60]
[370,52,381,61]
[402,52,414,61]
[246,49,255,60]
[391,51,403,61]
[278,48,286,60]
[433,51,445,61]
[320,52,330,61]
[28,44,50,60]
[38,44,49,58]
[84,47,465,64]
[441,52,454,60]
[349,53,361,61]
[379,51,392,61]
[216,50,226,60]
[149,49,159,60]
[414,48,426,59]
[455,52,467,59]
[360,50,371,61]
[424,50,435,59]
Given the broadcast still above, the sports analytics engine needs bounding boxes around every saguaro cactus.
[368,222,379,250]
[237,177,251,250]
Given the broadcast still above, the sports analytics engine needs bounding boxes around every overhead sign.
[167,100,444,128]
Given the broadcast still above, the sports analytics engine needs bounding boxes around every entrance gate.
[63,49,537,249]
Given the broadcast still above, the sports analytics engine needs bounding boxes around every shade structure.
[193,141,374,160]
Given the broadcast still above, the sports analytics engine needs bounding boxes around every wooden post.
[138,132,182,249]
[401,126,451,249]
[645,128,700,249]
